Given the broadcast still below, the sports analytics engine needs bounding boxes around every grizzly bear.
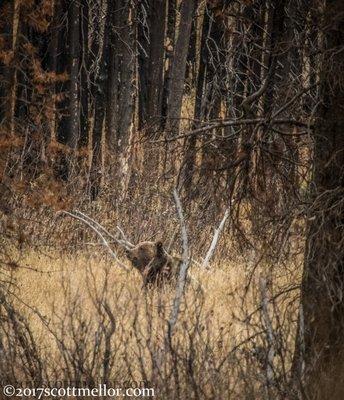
[125,241,182,286]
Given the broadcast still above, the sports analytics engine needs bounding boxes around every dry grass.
[6,246,301,394]
[0,196,303,400]
[15,250,244,345]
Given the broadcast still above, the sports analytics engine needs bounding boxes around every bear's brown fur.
[125,241,181,286]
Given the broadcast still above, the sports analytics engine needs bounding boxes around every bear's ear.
[156,241,164,257]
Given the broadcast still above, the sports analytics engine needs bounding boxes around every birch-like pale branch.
[202,207,230,269]
[259,277,275,387]
[59,211,130,271]
[168,189,191,337]
[74,210,134,250]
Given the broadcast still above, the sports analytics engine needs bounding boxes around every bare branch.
[168,189,190,337]
[59,211,130,271]
[151,118,313,143]
[115,225,134,249]
[272,83,318,119]
[74,210,134,250]
[202,207,230,269]
[102,301,116,382]
[259,277,275,388]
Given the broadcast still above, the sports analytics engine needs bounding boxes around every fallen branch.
[115,224,134,249]
[59,211,130,271]
[74,210,134,250]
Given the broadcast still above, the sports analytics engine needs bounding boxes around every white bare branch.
[202,207,230,269]
[74,210,134,250]
[59,211,130,271]
[168,189,191,337]
[115,225,134,249]
[259,276,275,388]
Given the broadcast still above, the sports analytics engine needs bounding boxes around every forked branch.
[74,210,134,250]
[59,211,130,271]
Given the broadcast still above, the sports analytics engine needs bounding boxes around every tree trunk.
[137,0,150,129]
[139,0,167,178]
[181,3,209,193]
[48,0,62,141]
[166,0,195,134]
[106,0,119,150]
[89,1,110,200]
[0,1,12,124]
[103,0,135,197]
[117,0,135,196]
[79,0,89,148]
[193,1,229,195]
[261,0,286,117]
[297,2,344,399]
[8,0,21,136]
[117,1,134,144]
[55,0,68,143]
[203,0,227,121]
[67,0,80,149]
[56,0,80,180]
[161,0,177,126]
[185,0,199,93]
[145,0,166,127]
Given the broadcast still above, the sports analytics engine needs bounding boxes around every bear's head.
[125,241,165,272]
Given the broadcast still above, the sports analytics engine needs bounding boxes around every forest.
[0,0,343,399]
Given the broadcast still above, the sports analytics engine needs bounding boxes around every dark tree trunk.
[183,1,228,194]
[6,0,21,136]
[185,0,199,92]
[117,1,134,144]
[161,0,177,126]
[100,0,137,197]
[137,0,150,129]
[48,0,62,140]
[296,2,344,399]
[223,2,265,197]
[0,0,12,124]
[90,1,110,200]
[67,0,80,149]
[79,0,89,148]
[137,0,166,129]
[181,4,209,192]
[106,0,135,150]
[203,1,227,121]
[242,0,265,118]
[106,0,119,150]
[55,0,80,180]
[55,0,68,141]
[145,0,166,127]
[166,0,195,133]
[261,0,286,117]
[194,5,210,123]
[14,8,28,124]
